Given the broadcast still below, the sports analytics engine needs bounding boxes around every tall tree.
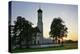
[13,16,33,48]
[49,17,68,45]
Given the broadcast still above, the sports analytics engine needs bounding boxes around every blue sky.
[11,1,78,41]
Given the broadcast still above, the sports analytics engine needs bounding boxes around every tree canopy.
[49,17,68,44]
[12,16,34,48]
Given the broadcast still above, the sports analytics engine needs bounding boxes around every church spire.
[37,4,42,12]
[38,8,42,12]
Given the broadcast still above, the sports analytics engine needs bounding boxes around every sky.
[11,1,78,41]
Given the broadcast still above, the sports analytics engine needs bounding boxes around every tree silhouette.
[49,17,68,45]
[13,16,33,48]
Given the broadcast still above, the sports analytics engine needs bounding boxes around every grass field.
[12,43,78,53]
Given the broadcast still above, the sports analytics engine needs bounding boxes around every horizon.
[11,1,78,41]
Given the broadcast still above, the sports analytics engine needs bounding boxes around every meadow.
[12,42,78,53]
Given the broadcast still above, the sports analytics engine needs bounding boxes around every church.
[32,8,53,45]
[32,8,43,45]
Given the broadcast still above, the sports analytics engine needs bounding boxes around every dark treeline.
[10,16,40,51]
[10,16,68,52]
[64,40,78,43]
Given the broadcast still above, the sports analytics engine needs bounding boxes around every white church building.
[32,8,53,45]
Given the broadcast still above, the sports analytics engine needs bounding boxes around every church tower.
[37,8,43,44]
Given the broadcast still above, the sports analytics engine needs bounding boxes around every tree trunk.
[61,37,63,46]
[20,39,22,48]
[53,37,54,44]
[58,39,60,44]
[55,37,58,44]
